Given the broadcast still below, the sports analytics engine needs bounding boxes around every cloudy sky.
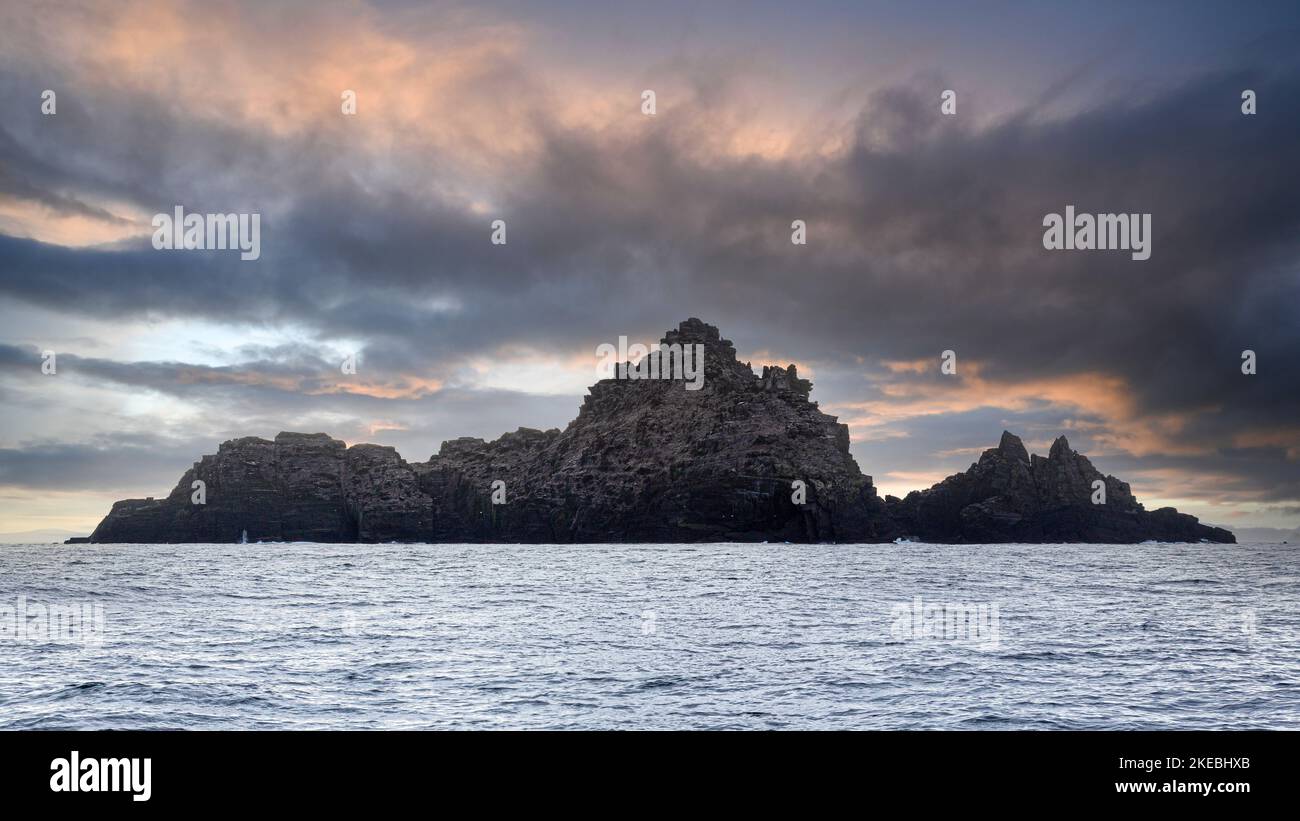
[1,0,1298,536]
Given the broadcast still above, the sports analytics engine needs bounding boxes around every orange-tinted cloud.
[831,358,1206,458]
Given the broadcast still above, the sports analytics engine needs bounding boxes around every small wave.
[45,681,108,701]
[635,675,695,690]
[960,714,1016,726]
[999,651,1069,661]
[1261,576,1300,587]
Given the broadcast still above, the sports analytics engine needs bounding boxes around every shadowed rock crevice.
[85,319,1234,544]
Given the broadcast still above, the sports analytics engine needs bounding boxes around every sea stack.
[885,431,1234,543]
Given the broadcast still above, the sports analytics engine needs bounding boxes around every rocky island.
[83,319,1234,544]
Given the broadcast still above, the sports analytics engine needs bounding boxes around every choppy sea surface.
[1,541,1297,730]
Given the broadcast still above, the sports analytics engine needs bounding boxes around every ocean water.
[0,541,1296,730]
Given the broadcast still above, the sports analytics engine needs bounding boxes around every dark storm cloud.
[0,15,1297,511]
[0,342,347,396]
[0,434,207,491]
[4,60,1298,374]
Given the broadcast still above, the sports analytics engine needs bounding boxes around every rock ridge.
[85,320,1235,545]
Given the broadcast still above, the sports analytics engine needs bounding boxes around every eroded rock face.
[346,444,433,542]
[416,319,889,542]
[86,319,1234,544]
[88,433,424,543]
[886,431,1233,543]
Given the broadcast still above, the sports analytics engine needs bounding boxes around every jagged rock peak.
[662,317,742,366]
[1048,434,1073,459]
[663,317,722,346]
[997,430,1030,463]
[885,429,1233,544]
[760,364,812,396]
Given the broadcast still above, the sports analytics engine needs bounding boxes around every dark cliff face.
[415,318,889,542]
[87,432,429,544]
[886,431,1234,544]
[86,319,1234,544]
